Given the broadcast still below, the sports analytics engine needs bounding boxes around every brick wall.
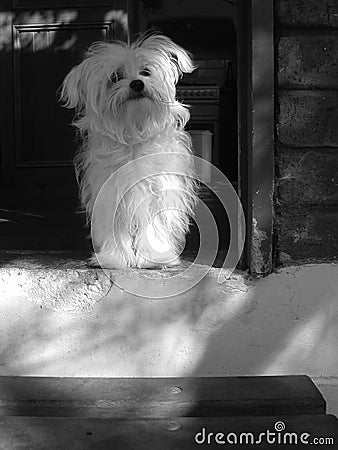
[275,0,338,262]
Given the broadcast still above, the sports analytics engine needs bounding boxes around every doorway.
[0,0,275,274]
[135,0,238,265]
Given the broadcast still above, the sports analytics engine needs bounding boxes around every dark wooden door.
[0,0,128,212]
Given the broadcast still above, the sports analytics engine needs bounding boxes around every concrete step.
[0,248,244,378]
[0,250,230,311]
[0,251,107,311]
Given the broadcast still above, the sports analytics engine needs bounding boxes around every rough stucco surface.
[278,36,338,89]
[276,0,338,262]
[278,148,338,206]
[0,261,337,413]
[276,96,338,260]
[276,209,338,260]
[276,0,338,26]
[278,92,338,148]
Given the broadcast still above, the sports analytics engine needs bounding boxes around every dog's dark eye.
[140,69,151,77]
[109,70,124,83]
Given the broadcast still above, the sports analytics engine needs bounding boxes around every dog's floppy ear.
[165,38,196,76]
[135,33,196,80]
[59,58,90,110]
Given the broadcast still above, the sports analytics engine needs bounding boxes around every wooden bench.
[0,375,337,448]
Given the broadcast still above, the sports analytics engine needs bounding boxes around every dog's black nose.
[129,79,145,92]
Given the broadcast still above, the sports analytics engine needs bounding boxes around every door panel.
[14,20,115,166]
[1,0,128,204]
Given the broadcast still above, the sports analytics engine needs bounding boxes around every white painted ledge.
[0,262,337,412]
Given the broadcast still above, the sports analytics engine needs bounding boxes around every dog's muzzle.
[129,79,144,92]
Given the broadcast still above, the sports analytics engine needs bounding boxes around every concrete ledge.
[0,251,231,310]
[0,252,110,311]
[0,255,338,414]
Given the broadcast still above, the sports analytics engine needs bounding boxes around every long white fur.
[61,33,198,268]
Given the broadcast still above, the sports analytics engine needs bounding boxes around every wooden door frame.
[130,0,275,276]
[237,0,275,275]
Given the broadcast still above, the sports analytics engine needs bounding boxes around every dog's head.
[60,33,196,142]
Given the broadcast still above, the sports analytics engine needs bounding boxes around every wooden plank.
[0,375,325,418]
[0,415,337,449]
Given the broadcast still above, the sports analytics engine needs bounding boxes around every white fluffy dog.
[61,33,198,269]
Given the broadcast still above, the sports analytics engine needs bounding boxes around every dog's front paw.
[89,252,127,269]
[141,257,182,270]
[136,250,182,269]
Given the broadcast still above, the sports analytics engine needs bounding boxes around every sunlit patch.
[146,218,171,253]
[11,11,79,52]
[56,35,77,52]
[0,13,14,51]
[104,10,128,33]
[92,154,245,298]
